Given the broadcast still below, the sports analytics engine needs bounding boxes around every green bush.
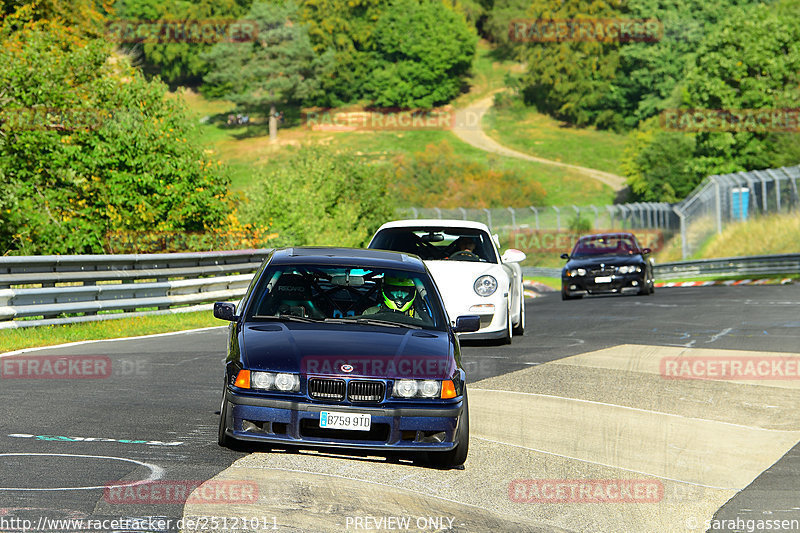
[0,13,230,254]
[240,146,392,248]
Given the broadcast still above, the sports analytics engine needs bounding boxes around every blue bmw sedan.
[213,247,479,468]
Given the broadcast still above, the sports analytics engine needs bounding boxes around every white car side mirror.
[501,249,526,263]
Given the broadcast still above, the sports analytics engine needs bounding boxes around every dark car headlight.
[392,379,457,399]
[617,265,642,274]
[566,268,586,277]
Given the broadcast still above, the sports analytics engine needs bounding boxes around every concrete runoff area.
[182,344,800,532]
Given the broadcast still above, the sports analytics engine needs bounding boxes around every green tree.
[297,0,385,106]
[622,0,800,201]
[679,1,800,178]
[0,12,230,254]
[516,0,626,130]
[622,118,700,202]
[203,1,332,140]
[366,0,477,108]
[112,0,252,88]
[241,146,392,247]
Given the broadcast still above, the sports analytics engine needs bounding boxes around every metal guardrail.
[0,250,271,329]
[1,250,796,328]
[523,254,800,281]
[654,254,800,280]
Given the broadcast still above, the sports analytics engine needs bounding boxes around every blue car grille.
[348,380,385,403]
[308,378,345,400]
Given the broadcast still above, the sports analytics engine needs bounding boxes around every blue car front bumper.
[222,389,464,452]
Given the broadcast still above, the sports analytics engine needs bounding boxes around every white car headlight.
[474,275,497,296]
[251,371,299,392]
[392,379,444,399]
[394,379,418,398]
[617,265,641,274]
[567,268,586,277]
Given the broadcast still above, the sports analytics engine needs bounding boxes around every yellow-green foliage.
[657,212,800,262]
[702,212,800,258]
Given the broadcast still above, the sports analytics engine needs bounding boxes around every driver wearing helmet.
[363,276,419,317]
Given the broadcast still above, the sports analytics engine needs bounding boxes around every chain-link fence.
[674,166,800,258]
[396,164,800,260]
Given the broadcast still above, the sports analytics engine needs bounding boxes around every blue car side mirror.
[453,315,481,333]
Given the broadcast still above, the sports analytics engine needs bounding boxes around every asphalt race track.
[2,285,799,533]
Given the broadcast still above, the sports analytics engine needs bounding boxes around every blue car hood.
[241,323,455,379]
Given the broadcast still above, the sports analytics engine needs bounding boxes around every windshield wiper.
[252,315,324,323]
[323,317,422,329]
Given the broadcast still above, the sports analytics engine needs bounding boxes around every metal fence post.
[606,205,616,228]
[676,207,688,260]
[552,206,561,230]
[411,207,418,219]
[508,207,516,229]
[712,176,722,234]
[459,207,467,221]
[434,207,442,220]
[590,205,599,228]
[483,208,492,230]
[529,206,539,230]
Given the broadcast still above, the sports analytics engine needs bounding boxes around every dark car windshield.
[370,227,497,263]
[246,264,447,331]
[571,234,642,258]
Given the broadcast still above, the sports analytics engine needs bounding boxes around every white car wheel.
[500,299,512,345]
[513,290,525,336]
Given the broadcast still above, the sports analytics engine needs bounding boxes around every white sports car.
[368,219,526,343]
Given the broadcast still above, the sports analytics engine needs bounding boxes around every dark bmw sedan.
[213,247,479,467]
[560,233,654,300]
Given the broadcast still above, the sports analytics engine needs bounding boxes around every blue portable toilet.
[731,187,750,220]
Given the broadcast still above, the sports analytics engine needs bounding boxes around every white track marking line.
[0,453,163,491]
[0,326,226,357]
[473,437,737,491]
[469,387,800,433]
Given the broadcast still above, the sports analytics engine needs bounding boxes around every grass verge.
[483,101,628,177]
[0,310,222,354]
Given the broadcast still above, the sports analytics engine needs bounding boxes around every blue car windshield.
[247,265,447,331]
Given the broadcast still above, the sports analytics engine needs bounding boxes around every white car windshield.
[370,227,497,263]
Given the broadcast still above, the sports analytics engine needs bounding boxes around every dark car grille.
[348,380,385,403]
[588,266,616,276]
[308,378,345,401]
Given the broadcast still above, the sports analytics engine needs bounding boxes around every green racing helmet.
[382,276,416,313]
